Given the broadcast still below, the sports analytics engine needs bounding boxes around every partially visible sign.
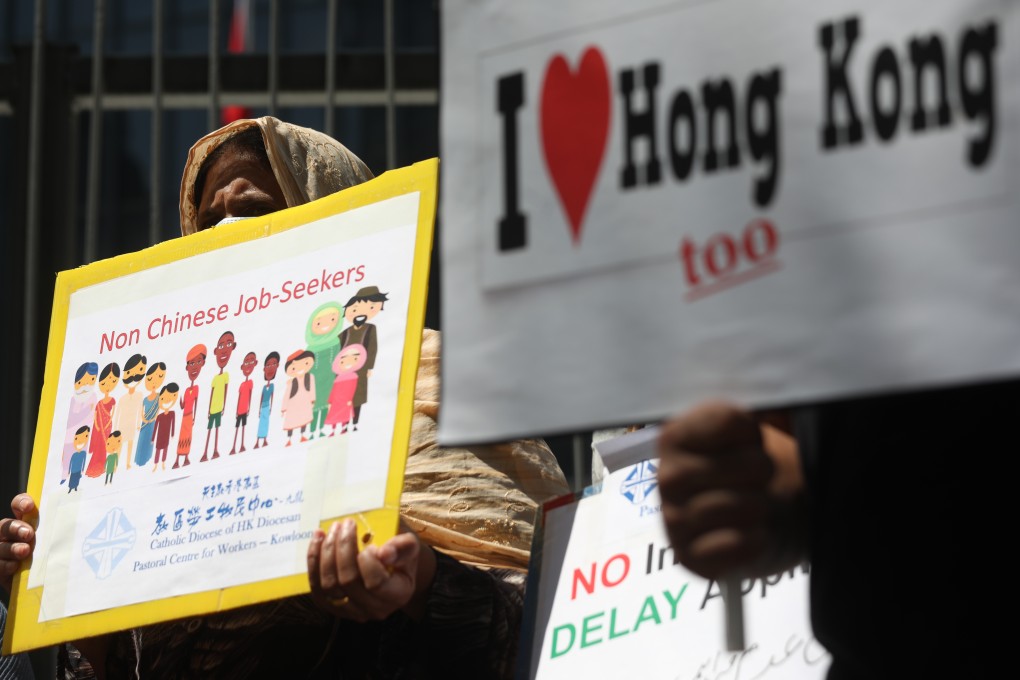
[440,0,1020,443]
[519,459,826,679]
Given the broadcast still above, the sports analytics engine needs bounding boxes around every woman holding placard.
[1,117,569,679]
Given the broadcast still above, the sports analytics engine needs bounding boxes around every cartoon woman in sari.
[85,362,120,478]
[134,361,166,467]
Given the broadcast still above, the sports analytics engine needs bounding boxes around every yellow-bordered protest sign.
[4,158,437,653]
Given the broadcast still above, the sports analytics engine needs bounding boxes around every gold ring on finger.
[327,595,350,607]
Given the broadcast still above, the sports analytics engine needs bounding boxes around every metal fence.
[1,0,441,525]
[1,9,590,622]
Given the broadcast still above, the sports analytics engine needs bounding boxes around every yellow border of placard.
[3,158,438,653]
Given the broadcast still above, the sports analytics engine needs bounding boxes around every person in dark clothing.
[656,380,1011,677]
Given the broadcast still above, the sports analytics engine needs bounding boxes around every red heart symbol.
[540,47,612,245]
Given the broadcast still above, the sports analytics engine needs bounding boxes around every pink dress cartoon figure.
[280,350,315,446]
[85,363,120,478]
[325,343,366,436]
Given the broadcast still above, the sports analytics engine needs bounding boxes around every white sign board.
[440,0,1020,444]
[520,459,826,679]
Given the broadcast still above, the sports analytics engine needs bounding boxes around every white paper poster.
[521,460,826,679]
[440,0,1020,443]
[32,195,419,619]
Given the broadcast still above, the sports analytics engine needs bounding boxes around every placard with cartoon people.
[9,161,436,654]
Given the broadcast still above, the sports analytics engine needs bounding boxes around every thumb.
[377,533,419,569]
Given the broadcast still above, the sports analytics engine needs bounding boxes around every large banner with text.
[439,0,1020,443]
[4,160,437,653]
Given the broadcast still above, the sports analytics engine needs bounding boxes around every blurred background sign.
[439,0,1020,444]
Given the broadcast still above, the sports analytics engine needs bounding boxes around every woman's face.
[311,309,340,336]
[337,351,361,372]
[99,371,119,397]
[287,357,314,377]
[196,144,288,231]
[145,367,166,392]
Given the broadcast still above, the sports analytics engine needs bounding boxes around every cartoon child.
[305,302,343,438]
[253,351,280,449]
[103,430,123,485]
[152,383,180,472]
[112,353,146,470]
[68,426,90,493]
[175,344,206,469]
[85,362,120,478]
[135,361,166,467]
[280,350,315,446]
[338,286,387,431]
[202,331,236,462]
[325,343,367,436]
[61,362,97,485]
[229,352,258,455]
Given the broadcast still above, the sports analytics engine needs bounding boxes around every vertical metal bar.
[208,0,220,131]
[85,0,106,264]
[149,0,164,244]
[20,0,47,483]
[571,434,587,492]
[383,0,396,169]
[269,0,279,116]
[325,0,337,138]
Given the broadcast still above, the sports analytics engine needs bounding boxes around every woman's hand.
[1,494,37,594]
[307,519,437,622]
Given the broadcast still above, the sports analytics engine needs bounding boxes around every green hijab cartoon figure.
[305,301,343,438]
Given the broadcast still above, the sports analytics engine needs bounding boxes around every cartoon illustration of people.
[325,343,366,436]
[202,331,236,462]
[61,362,97,485]
[175,344,206,469]
[135,362,166,467]
[338,286,387,431]
[112,353,146,471]
[152,383,179,472]
[280,350,315,446]
[305,302,343,438]
[85,362,120,478]
[103,430,122,485]
[229,352,258,455]
[68,426,90,493]
[253,351,280,449]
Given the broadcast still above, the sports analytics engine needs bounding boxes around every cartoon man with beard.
[337,286,387,431]
[61,362,97,485]
[112,353,146,471]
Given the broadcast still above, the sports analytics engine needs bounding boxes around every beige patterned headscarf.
[177,118,569,570]
[405,330,570,570]
[179,116,374,236]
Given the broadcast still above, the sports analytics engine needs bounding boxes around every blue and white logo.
[82,507,136,579]
[619,460,658,505]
